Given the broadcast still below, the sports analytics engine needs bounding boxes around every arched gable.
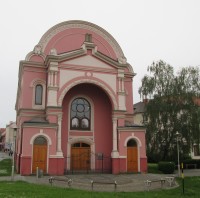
[26,20,127,64]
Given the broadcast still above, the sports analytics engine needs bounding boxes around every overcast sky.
[0,0,200,127]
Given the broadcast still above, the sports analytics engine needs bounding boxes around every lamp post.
[11,124,17,181]
[176,131,181,177]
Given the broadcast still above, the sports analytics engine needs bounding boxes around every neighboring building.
[0,128,6,151]
[15,20,147,175]
[4,122,16,152]
[133,99,148,125]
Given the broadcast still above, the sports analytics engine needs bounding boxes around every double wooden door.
[71,143,90,170]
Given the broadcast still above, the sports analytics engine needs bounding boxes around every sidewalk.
[0,151,12,161]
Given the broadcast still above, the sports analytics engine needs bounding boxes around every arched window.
[70,98,91,130]
[35,84,43,105]
[34,136,47,145]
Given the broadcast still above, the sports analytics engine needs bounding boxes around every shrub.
[158,161,175,174]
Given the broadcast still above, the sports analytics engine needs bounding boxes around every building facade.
[15,20,147,175]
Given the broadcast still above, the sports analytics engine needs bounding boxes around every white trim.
[119,156,126,158]
[30,133,52,145]
[30,79,46,109]
[124,136,142,147]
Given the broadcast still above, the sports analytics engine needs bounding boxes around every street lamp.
[11,123,17,181]
[176,131,181,177]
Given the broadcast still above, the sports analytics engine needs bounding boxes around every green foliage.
[0,159,12,176]
[148,163,162,173]
[139,60,200,162]
[158,161,175,174]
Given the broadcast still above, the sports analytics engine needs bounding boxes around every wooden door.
[32,137,47,173]
[127,139,138,172]
[71,143,90,170]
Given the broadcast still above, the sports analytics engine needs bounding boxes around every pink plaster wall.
[29,55,44,62]
[44,28,117,61]
[118,131,146,157]
[140,158,148,173]
[119,158,126,173]
[21,68,46,108]
[22,127,57,156]
[48,158,64,175]
[20,156,31,175]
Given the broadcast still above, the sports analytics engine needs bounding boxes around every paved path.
[0,151,12,161]
[0,173,178,192]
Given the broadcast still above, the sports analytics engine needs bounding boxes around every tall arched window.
[70,98,91,130]
[35,84,43,105]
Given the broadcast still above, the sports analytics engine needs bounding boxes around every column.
[56,114,63,156]
[111,117,119,158]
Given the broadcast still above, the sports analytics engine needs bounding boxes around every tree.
[139,60,200,162]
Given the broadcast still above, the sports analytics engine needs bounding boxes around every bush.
[158,161,175,174]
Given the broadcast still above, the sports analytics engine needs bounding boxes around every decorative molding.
[124,136,142,147]
[38,20,125,61]
[58,79,118,110]
[30,132,52,145]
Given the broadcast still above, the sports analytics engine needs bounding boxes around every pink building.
[15,20,147,175]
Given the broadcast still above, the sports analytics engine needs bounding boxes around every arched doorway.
[32,136,47,173]
[127,139,138,172]
[71,142,90,171]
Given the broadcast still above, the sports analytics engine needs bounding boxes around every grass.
[0,158,12,176]
[0,177,200,197]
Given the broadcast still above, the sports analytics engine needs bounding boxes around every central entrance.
[71,142,90,171]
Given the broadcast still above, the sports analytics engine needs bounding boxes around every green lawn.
[148,163,162,174]
[0,159,12,176]
[0,177,200,198]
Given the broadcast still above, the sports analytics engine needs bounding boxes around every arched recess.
[58,79,117,110]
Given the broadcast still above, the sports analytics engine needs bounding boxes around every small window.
[70,98,91,130]
[194,145,200,156]
[35,85,43,105]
